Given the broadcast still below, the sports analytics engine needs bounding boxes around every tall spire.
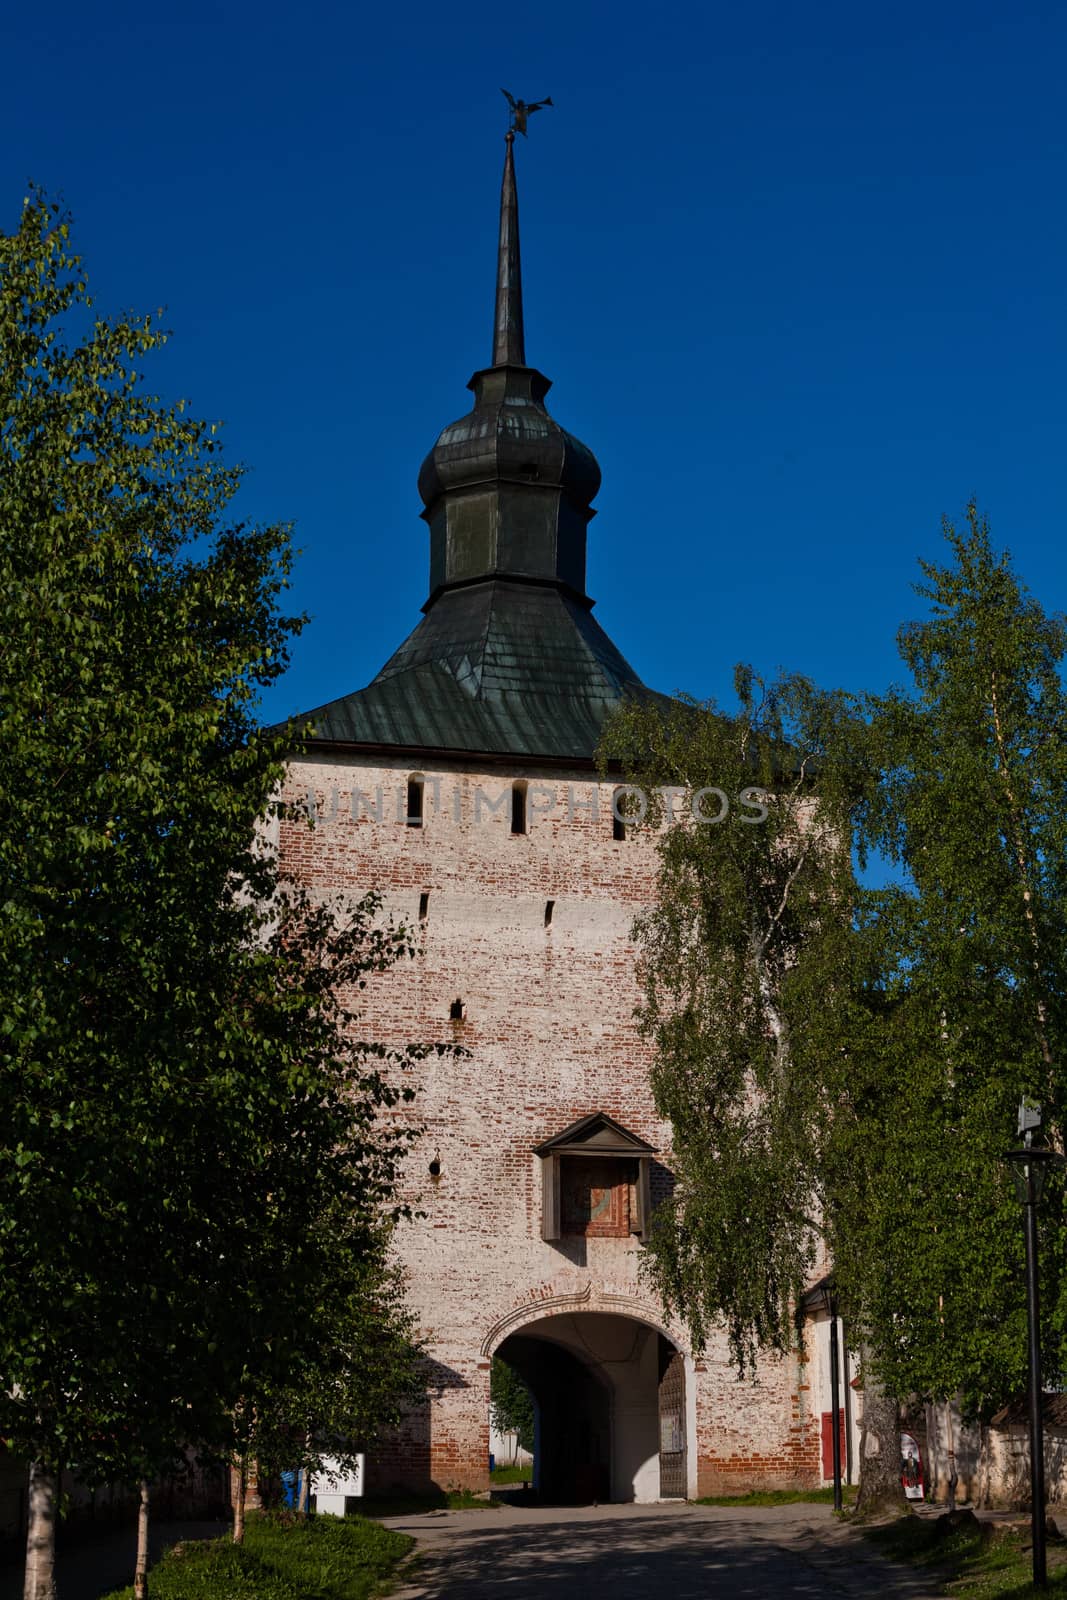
[492,132,525,367]
[415,109,601,608]
[295,92,650,764]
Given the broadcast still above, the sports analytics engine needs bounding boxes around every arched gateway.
[495,1311,693,1503]
[278,125,830,1503]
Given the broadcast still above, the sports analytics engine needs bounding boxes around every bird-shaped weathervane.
[501,88,553,137]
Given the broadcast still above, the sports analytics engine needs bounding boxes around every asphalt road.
[0,1502,941,1599]
[385,1501,942,1600]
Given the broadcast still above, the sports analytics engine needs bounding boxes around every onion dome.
[294,127,654,763]
[417,134,601,603]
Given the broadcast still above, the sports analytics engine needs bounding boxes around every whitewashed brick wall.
[279,752,822,1495]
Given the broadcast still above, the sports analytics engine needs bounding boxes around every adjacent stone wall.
[924,1403,1067,1508]
[277,751,822,1497]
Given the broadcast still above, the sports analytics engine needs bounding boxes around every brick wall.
[277,753,822,1496]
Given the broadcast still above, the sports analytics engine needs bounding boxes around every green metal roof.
[299,577,661,762]
[295,139,665,764]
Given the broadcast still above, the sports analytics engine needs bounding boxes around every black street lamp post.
[1004,1099,1064,1593]
[821,1283,843,1513]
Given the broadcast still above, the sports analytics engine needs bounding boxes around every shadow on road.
[390,1509,916,1600]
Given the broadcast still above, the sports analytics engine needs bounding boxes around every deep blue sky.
[5,0,1065,721]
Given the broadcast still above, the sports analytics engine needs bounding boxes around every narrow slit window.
[407,775,424,828]
[613,789,627,842]
[544,899,555,928]
[511,780,528,836]
[449,998,466,1021]
[418,892,429,922]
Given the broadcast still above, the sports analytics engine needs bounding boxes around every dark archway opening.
[494,1313,687,1503]
[496,1332,610,1503]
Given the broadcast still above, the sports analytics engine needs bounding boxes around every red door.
[821,1411,845,1479]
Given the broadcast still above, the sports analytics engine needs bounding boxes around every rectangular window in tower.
[406,776,424,828]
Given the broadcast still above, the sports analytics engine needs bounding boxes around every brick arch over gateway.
[481,1284,689,1360]
[485,1290,695,1503]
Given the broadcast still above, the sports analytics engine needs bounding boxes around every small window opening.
[418,892,429,922]
[428,1154,442,1179]
[511,780,528,836]
[406,775,424,828]
[519,460,540,480]
[544,899,555,928]
[449,997,466,1021]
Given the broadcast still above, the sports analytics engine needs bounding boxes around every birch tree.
[603,507,1067,1513]
[600,675,861,1365]
[0,193,431,1596]
[818,509,1067,1418]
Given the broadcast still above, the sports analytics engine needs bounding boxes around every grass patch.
[100,1512,414,1600]
[358,1487,498,1517]
[865,1510,1067,1596]
[442,1489,497,1511]
[696,1485,858,1507]
[490,1464,533,1485]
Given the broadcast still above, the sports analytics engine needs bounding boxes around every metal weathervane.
[501,88,553,138]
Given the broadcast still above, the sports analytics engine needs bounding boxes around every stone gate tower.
[277,133,836,1501]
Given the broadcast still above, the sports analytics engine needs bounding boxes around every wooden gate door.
[658,1348,686,1498]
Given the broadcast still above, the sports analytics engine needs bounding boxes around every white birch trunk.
[22,1461,57,1600]
[232,1459,246,1545]
[134,1478,150,1599]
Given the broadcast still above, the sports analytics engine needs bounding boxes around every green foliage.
[250,1234,428,1484]
[865,1513,1067,1595]
[490,1357,535,1453]
[604,502,1067,1419]
[0,192,433,1501]
[244,1515,414,1600]
[103,1541,304,1600]
[101,1514,414,1600]
[600,672,863,1369]
[818,506,1067,1414]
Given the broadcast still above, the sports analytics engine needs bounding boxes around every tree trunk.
[134,1479,150,1600]
[231,1459,246,1545]
[855,1374,907,1518]
[943,1399,959,1513]
[23,1461,57,1600]
[298,1432,312,1517]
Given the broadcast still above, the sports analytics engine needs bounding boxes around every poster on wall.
[660,1413,684,1454]
[900,1432,924,1501]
